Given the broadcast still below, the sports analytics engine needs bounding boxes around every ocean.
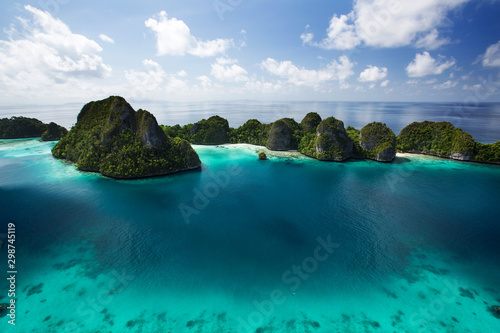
[1,101,500,143]
[1,102,500,332]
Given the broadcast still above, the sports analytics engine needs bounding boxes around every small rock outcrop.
[52,96,201,179]
[266,118,301,151]
[258,152,267,160]
[359,122,396,162]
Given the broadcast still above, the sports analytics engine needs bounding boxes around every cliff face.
[190,115,230,144]
[314,117,353,161]
[52,96,201,179]
[266,118,301,151]
[359,122,396,162]
[397,121,475,161]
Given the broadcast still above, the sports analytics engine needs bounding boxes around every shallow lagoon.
[1,139,500,332]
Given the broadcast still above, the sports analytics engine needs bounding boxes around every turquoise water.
[1,139,500,332]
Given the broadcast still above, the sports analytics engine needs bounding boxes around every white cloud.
[359,65,387,82]
[482,40,500,68]
[261,56,354,87]
[145,11,232,57]
[302,0,468,50]
[124,59,190,97]
[463,84,481,91]
[406,52,455,78]
[433,80,458,90]
[380,80,389,87]
[125,59,166,91]
[211,57,248,82]
[303,13,361,50]
[406,79,419,85]
[177,70,187,77]
[300,31,314,45]
[414,29,450,50]
[0,5,111,94]
[245,80,283,93]
[99,34,115,44]
[197,75,212,89]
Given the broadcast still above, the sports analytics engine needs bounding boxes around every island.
[397,121,500,164]
[162,114,499,165]
[0,116,67,141]
[52,96,201,179]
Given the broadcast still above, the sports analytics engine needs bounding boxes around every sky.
[0,0,500,105]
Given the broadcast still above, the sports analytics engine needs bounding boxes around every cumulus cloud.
[125,59,166,91]
[99,34,115,44]
[481,40,500,68]
[261,56,354,87]
[145,11,232,57]
[359,65,387,82]
[197,75,212,89]
[0,5,111,93]
[210,57,248,82]
[302,0,468,50]
[380,80,390,87]
[406,52,455,77]
[433,80,458,90]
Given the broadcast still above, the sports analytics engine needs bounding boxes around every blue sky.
[0,0,499,105]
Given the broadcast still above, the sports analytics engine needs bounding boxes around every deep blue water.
[1,101,499,143]
[1,137,500,332]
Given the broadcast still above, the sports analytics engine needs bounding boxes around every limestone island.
[52,96,201,179]
[161,112,499,164]
[0,116,67,141]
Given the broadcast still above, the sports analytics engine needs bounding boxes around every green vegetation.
[315,117,353,161]
[0,117,67,140]
[41,122,68,141]
[473,141,500,163]
[346,126,363,156]
[230,119,271,146]
[397,121,474,159]
[266,118,302,151]
[52,96,201,179]
[160,124,193,141]
[298,117,353,161]
[359,122,396,161]
[190,115,230,144]
[258,152,267,160]
[159,114,499,165]
[300,112,322,133]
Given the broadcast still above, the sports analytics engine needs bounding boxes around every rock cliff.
[52,96,201,179]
